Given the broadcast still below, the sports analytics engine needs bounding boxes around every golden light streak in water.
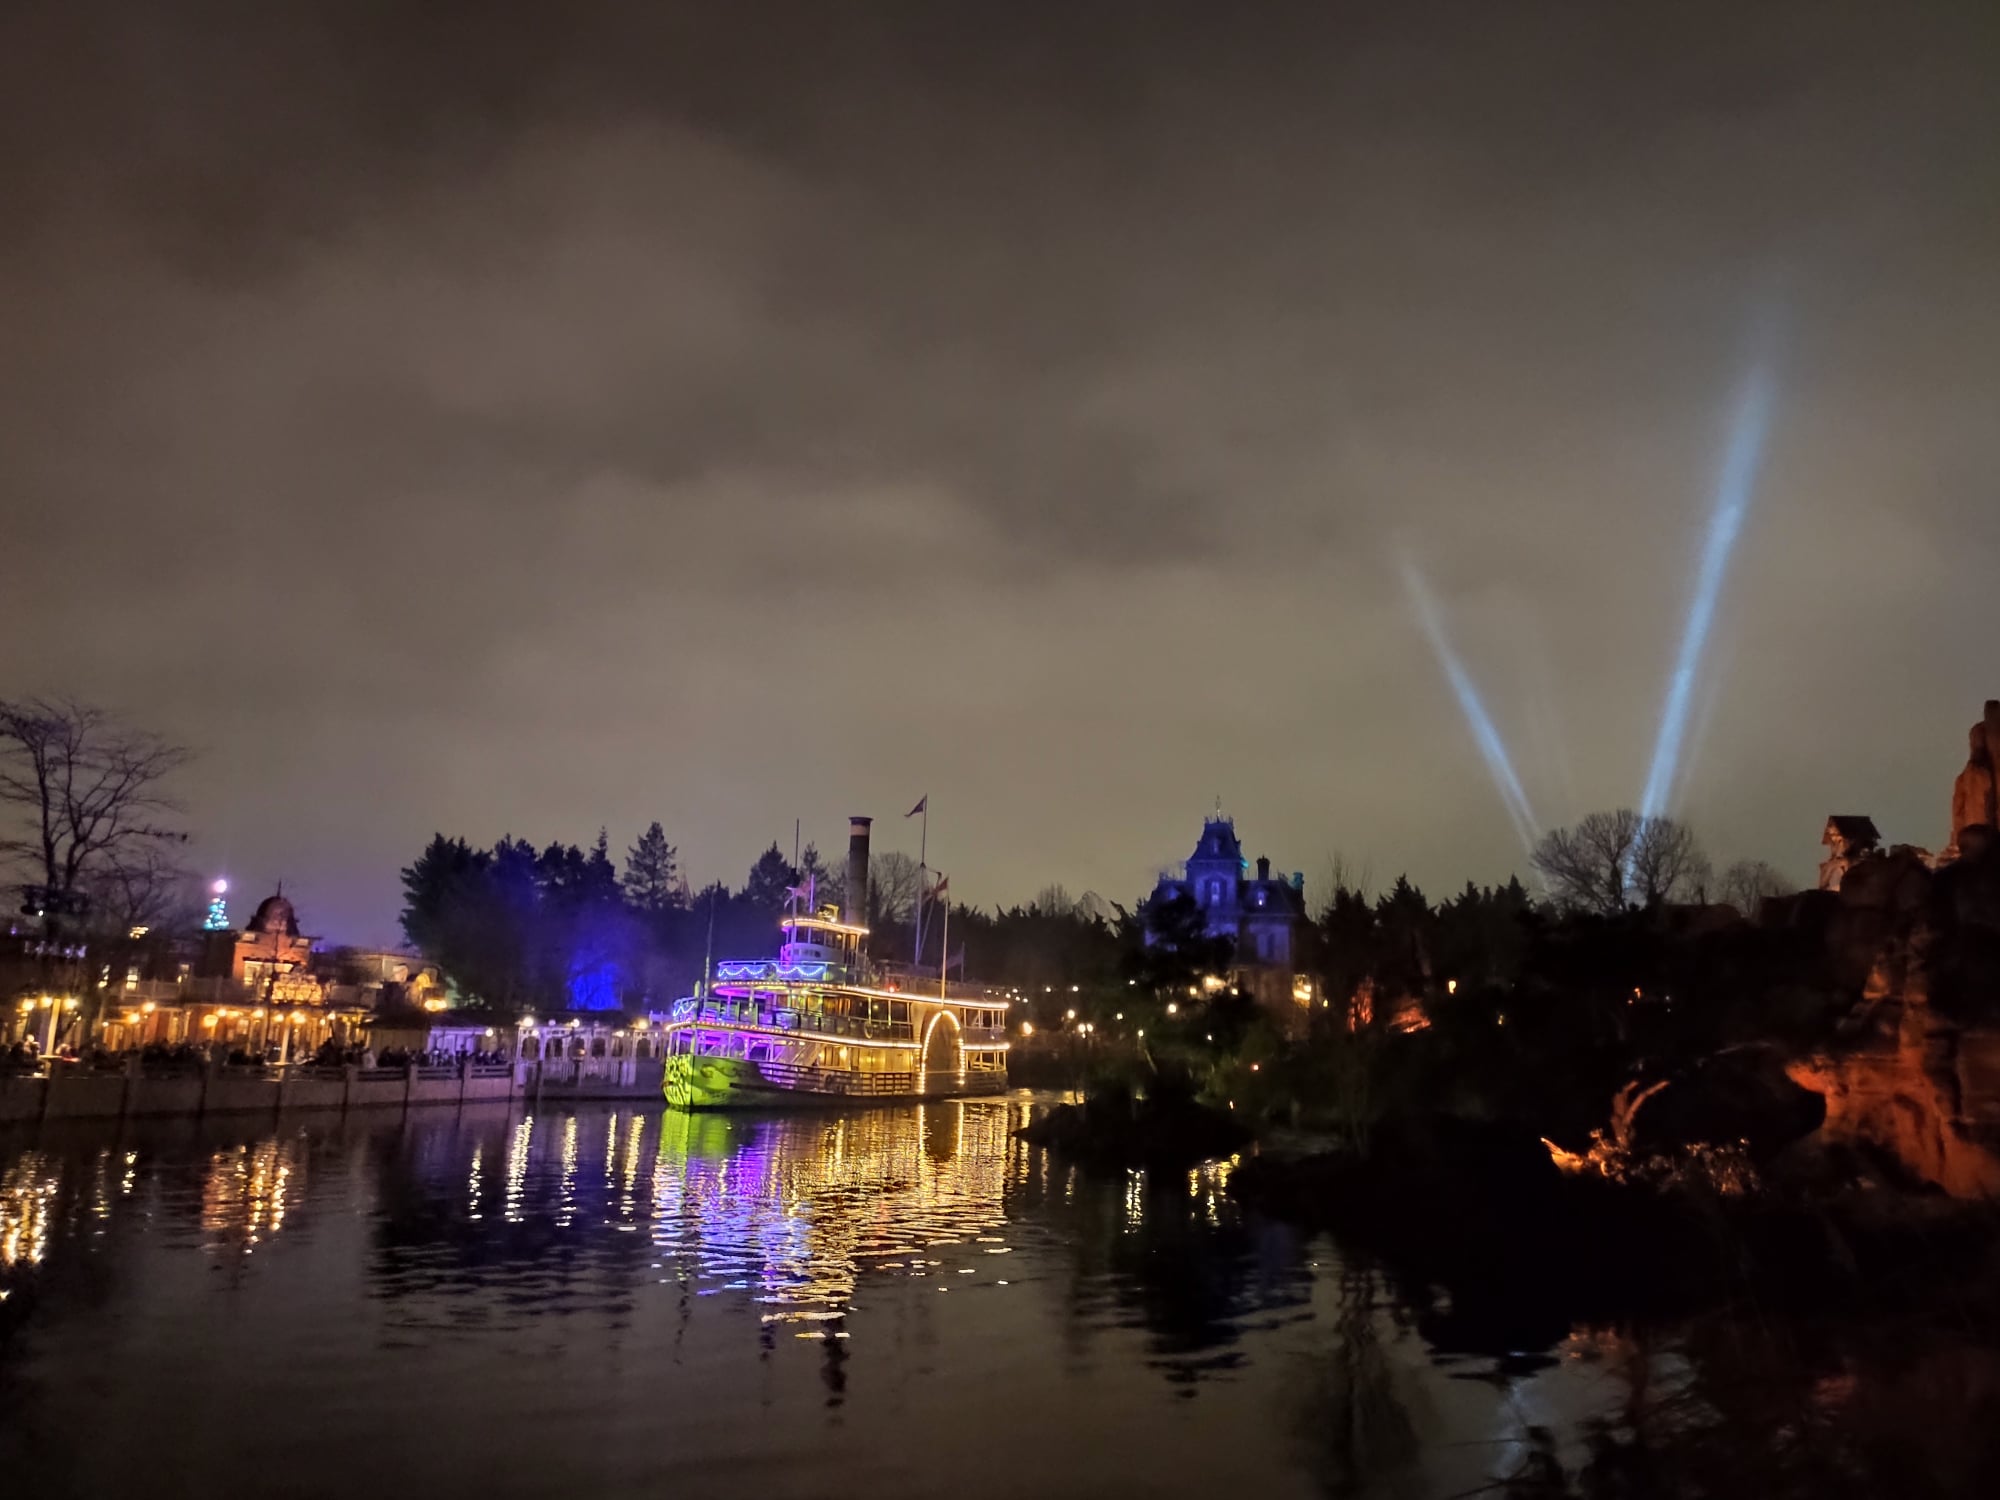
[1,1152,61,1269]
[556,1115,579,1227]
[200,1138,304,1251]
[503,1116,533,1223]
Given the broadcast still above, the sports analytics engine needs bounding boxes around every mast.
[701,887,717,998]
[938,881,949,999]
[914,798,928,967]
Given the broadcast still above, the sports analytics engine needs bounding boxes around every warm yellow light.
[422,998,447,1013]
[201,1015,219,1028]
[1166,1002,1179,1016]
[62,997,78,1010]
[1064,1008,1076,1021]
[141,1001,156,1014]
[251,1008,266,1018]
[1019,1022,1034,1037]
[1446,979,1459,995]
[289,1010,306,1025]
[520,1016,536,1028]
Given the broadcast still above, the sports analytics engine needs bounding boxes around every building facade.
[1151,817,1314,1009]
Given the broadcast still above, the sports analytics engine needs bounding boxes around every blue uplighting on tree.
[566,957,622,1012]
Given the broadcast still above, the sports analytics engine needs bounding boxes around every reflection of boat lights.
[200,1139,302,1249]
[1,1153,61,1269]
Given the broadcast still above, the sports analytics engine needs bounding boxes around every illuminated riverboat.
[663,818,1010,1109]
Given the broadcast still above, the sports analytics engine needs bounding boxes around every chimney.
[844,817,872,934]
[1256,855,1271,881]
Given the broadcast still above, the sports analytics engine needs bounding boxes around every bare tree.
[1717,858,1795,916]
[1031,883,1075,918]
[869,850,922,924]
[1531,810,1710,914]
[0,698,191,932]
[1635,816,1711,906]
[87,842,198,933]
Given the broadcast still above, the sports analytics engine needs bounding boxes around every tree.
[1032,883,1077,918]
[1718,858,1794,915]
[798,842,838,909]
[86,841,197,933]
[1531,810,1710,915]
[741,842,800,912]
[870,850,922,925]
[622,822,682,913]
[1130,888,1235,994]
[0,698,190,934]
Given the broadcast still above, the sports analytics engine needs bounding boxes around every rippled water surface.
[0,1097,1634,1498]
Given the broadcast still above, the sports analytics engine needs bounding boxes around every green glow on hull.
[664,1053,774,1110]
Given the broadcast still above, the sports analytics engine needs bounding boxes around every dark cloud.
[4,1,1997,940]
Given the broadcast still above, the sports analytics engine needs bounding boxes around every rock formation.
[1818,814,1881,891]
[1785,702,2000,1196]
[1944,702,2000,862]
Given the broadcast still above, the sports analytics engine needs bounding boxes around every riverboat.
[663,817,1011,1109]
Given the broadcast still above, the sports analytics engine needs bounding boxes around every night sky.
[5,2,1997,944]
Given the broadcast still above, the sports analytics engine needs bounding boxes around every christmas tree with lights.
[203,879,231,931]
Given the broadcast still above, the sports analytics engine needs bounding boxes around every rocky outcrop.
[1782,710,2000,1196]
[1629,1044,1825,1162]
[1943,703,2000,862]
[1786,923,2000,1197]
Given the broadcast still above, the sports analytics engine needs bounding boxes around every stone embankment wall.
[0,1058,665,1126]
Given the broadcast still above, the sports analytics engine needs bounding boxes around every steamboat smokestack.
[844,817,872,934]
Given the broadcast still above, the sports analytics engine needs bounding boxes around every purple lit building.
[1151,817,1314,1009]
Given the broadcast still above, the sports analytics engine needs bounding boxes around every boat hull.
[663,1052,1005,1111]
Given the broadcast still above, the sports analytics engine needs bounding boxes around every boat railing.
[871,964,1013,1005]
[751,1059,916,1097]
[686,1000,916,1045]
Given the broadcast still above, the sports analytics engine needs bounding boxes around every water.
[0,1096,1909,1498]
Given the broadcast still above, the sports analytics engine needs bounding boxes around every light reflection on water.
[647,1100,1022,1320]
[3,1097,1948,1499]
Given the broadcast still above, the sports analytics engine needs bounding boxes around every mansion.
[1150,817,1315,1009]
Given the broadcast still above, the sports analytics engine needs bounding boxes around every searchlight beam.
[1400,556,1541,853]
[1637,366,1775,822]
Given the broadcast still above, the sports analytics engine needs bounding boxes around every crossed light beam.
[1637,362,1778,823]
[1399,555,1541,854]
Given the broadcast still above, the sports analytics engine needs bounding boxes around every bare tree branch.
[1531,809,1711,914]
[0,698,191,930]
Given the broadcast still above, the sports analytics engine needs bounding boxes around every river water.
[0,1095,1962,1498]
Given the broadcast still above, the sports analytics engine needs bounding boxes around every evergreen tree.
[741,843,800,912]
[798,842,838,910]
[586,828,618,898]
[623,822,682,912]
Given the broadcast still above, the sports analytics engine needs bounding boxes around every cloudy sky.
[4,1,1997,943]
